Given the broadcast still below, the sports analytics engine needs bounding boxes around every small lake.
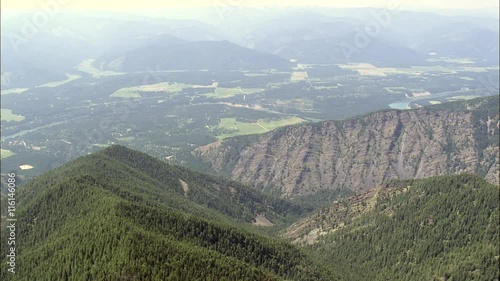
[388,102,410,110]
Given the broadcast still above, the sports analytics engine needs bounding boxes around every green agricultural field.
[77,59,123,77]
[394,65,498,74]
[291,71,308,81]
[37,74,81,88]
[427,57,475,64]
[205,87,264,99]
[447,95,478,101]
[275,98,315,112]
[339,63,388,76]
[215,117,306,139]
[244,73,268,77]
[395,65,457,74]
[1,88,29,96]
[153,82,189,93]
[313,85,338,90]
[261,117,306,130]
[384,87,407,94]
[339,63,481,76]
[1,149,15,159]
[110,88,142,98]
[110,82,191,98]
[1,109,26,122]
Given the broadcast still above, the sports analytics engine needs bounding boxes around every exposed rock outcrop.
[194,97,499,197]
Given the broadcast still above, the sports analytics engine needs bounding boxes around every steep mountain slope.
[287,174,499,280]
[193,96,499,197]
[0,146,331,280]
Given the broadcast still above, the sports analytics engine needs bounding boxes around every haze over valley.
[1,2,499,280]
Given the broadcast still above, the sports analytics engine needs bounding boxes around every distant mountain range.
[96,35,292,72]
[416,22,499,64]
[1,16,288,88]
[237,10,499,66]
[1,31,87,88]
[191,96,499,197]
[239,12,426,66]
[2,10,498,88]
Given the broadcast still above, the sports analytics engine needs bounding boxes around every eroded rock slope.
[194,97,499,197]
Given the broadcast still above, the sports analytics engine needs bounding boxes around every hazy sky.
[2,0,499,10]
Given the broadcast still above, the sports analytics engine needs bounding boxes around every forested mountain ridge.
[5,145,303,224]
[289,174,499,280]
[0,145,332,280]
[193,96,499,197]
[1,147,497,280]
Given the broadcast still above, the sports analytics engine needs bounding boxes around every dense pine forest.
[0,146,332,280]
[304,175,499,280]
[1,146,498,280]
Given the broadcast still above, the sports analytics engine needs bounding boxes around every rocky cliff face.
[194,97,499,197]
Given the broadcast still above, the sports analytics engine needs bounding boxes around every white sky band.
[1,0,499,11]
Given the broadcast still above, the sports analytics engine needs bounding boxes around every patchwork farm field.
[111,82,192,98]
[1,109,25,122]
[204,87,264,99]
[339,63,498,76]
[1,88,29,96]
[291,71,309,81]
[215,117,306,139]
[37,74,81,88]
[1,149,15,159]
[77,59,124,77]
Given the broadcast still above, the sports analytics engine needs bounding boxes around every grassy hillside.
[293,174,499,280]
[0,145,332,280]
